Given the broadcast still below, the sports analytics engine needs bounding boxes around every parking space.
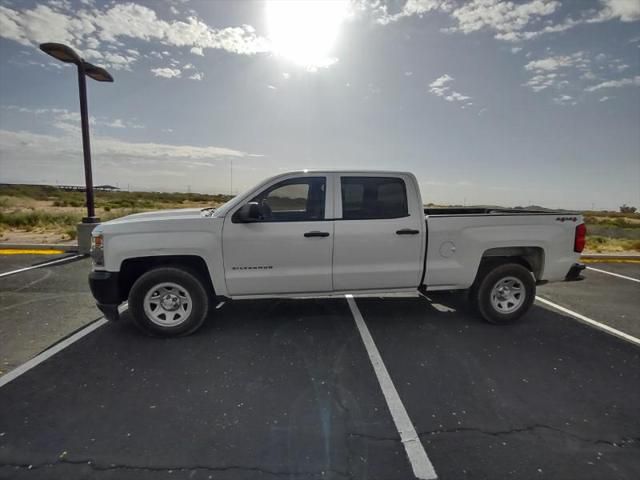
[584,262,640,278]
[357,293,640,479]
[0,255,95,374]
[0,260,639,479]
[0,252,69,275]
[537,263,640,338]
[0,299,413,480]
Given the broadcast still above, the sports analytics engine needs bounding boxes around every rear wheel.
[129,267,210,336]
[470,262,535,325]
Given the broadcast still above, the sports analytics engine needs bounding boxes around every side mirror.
[234,202,262,223]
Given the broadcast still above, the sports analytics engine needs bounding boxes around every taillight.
[574,223,586,253]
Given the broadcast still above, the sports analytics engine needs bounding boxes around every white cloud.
[553,94,576,106]
[590,0,640,23]
[599,96,610,102]
[494,0,640,41]
[0,2,269,69]
[0,128,261,191]
[0,128,255,163]
[448,0,559,39]
[371,0,640,43]
[523,52,593,94]
[1,105,144,131]
[375,0,454,24]
[0,4,94,46]
[429,73,454,89]
[151,67,181,78]
[522,50,637,104]
[585,75,640,92]
[86,3,268,54]
[444,91,470,102]
[524,52,588,72]
[83,49,139,71]
[428,74,473,106]
[188,72,204,81]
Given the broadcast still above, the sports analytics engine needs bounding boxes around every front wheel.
[129,267,210,337]
[470,263,535,325]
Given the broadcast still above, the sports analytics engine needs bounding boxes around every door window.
[251,177,326,221]
[341,177,408,219]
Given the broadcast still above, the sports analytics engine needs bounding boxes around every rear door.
[332,174,424,291]
[222,174,334,296]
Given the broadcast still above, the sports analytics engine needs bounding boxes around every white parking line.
[586,266,640,284]
[536,296,640,347]
[0,254,84,278]
[0,303,127,388]
[346,294,437,480]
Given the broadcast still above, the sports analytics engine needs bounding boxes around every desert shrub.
[0,211,82,228]
[620,204,637,214]
[65,227,77,240]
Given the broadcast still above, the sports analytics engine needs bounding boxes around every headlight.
[91,233,104,266]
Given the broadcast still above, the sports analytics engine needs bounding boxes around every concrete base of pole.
[77,222,99,254]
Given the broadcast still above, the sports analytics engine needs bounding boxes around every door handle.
[304,231,330,238]
[396,228,420,235]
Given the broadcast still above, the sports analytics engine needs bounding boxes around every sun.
[265,0,350,70]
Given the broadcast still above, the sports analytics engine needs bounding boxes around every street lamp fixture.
[39,42,113,225]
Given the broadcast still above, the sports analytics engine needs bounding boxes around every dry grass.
[584,236,640,253]
[0,185,231,244]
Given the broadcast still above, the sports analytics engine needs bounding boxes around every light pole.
[39,43,113,223]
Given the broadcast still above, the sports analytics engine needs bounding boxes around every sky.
[0,0,639,210]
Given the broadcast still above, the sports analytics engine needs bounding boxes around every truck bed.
[424,207,574,216]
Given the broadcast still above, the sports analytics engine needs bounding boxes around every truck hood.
[105,208,205,224]
[93,208,221,237]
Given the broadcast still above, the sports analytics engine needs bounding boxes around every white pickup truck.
[89,170,586,336]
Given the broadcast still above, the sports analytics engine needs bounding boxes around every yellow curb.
[0,249,65,255]
[581,258,640,264]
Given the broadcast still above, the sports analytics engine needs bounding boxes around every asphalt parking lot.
[0,254,639,479]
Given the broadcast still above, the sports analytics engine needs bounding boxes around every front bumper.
[565,263,586,281]
[89,270,121,321]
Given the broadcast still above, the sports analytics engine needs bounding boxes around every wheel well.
[118,255,215,301]
[477,247,544,281]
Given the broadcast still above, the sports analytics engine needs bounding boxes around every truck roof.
[280,169,413,176]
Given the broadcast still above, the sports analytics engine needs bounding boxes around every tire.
[470,262,535,325]
[128,267,210,337]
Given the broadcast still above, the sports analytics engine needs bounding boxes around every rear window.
[341,177,408,220]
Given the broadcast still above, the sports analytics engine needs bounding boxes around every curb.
[0,243,79,253]
[581,253,640,261]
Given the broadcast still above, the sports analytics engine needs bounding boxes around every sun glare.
[265,0,350,70]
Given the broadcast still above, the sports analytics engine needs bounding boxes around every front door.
[222,175,334,296]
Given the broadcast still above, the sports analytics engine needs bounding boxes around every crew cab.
[89,170,586,336]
